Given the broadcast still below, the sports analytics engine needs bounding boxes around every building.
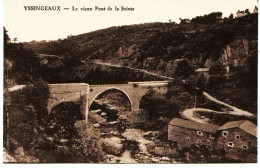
[236,10,247,18]
[168,118,219,148]
[217,120,257,152]
[195,68,210,83]
[217,120,257,162]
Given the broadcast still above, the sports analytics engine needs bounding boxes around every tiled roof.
[169,118,219,133]
[218,120,257,137]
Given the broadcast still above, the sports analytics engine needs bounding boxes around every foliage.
[4,86,40,152]
[197,74,207,91]
[191,12,223,24]
[138,82,194,131]
[177,145,226,163]
[209,62,226,76]
[4,80,50,152]
[32,121,106,163]
[15,13,257,87]
[29,80,50,123]
[175,59,194,78]
[4,27,40,84]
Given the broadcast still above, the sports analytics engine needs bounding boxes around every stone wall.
[217,128,257,152]
[217,128,257,162]
[168,125,216,148]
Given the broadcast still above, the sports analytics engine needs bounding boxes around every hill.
[5,11,258,113]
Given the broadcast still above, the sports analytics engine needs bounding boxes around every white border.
[0,0,259,168]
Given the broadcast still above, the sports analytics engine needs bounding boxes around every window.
[222,131,228,137]
[242,145,248,149]
[90,89,93,92]
[187,137,190,141]
[235,135,240,140]
[197,131,203,136]
[227,142,234,147]
[209,134,215,140]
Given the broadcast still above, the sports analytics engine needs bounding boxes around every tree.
[245,9,250,14]
[4,27,10,46]
[139,90,166,118]
[229,13,234,19]
[197,74,207,91]
[191,12,223,24]
[13,37,18,43]
[209,62,226,76]
[30,80,50,123]
[175,59,193,78]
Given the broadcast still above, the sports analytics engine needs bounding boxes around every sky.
[4,0,258,42]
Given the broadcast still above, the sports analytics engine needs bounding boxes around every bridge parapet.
[90,84,132,88]
[128,81,170,84]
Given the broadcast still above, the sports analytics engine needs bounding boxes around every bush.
[175,59,193,78]
[4,86,40,152]
[30,80,50,123]
[138,83,194,131]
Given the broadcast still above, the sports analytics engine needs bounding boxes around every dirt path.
[202,92,255,117]
[94,62,174,80]
[7,85,26,92]
[182,92,255,123]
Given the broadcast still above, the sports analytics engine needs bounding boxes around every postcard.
[2,0,258,165]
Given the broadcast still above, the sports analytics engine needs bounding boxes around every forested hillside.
[6,11,258,113]
[23,12,257,76]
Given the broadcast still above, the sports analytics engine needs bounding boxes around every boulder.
[101,112,107,117]
[110,131,118,136]
[46,137,54,143]
[14,147,24,156]
[93,123,101,128]
[144,131,159,138]
[101,137,123,156]
[109,121,118,125]
[89,112,106,124]
[3,148,17,163]
[59,139,68,143]
[90,109,102,115]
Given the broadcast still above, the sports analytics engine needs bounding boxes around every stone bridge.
[45,81,169,122]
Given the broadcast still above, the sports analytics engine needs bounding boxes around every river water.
[119,150,137,163]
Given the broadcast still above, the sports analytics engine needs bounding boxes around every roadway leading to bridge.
[94,62,174,80]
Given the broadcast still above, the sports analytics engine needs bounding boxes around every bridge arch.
[89,87,133,111]
[49,101,85,120]
[48,96,81,114]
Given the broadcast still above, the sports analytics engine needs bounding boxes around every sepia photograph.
[2,0,258,164]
